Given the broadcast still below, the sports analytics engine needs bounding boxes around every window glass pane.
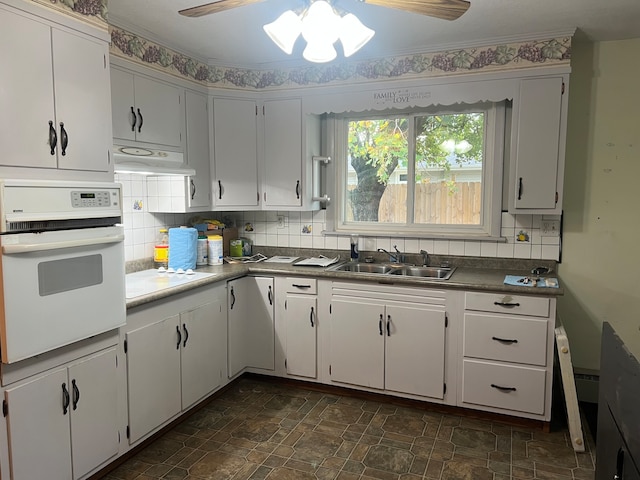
[346,119,408,223]
[414,112,485,225]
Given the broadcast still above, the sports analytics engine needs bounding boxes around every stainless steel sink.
[390,266,456,280]
[327,262,455,279]
[329,263,396,274]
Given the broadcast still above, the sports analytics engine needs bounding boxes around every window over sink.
[328,101,506,239]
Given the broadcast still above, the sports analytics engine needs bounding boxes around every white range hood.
[113,145,195,176]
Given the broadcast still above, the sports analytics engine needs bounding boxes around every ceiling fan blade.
[363,0,470,20]
[179,0,265,17]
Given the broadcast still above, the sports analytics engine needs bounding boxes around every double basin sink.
[327,262,456,280]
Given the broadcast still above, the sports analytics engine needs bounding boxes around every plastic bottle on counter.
[196,232,208,266]
[207,235,223,265]
[154,228,169,269]
[350,234,359,261]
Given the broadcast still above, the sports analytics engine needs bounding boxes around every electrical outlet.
[277,215,287,228]
[541,220,560,236]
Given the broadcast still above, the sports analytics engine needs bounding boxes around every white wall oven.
[0,180,125,363]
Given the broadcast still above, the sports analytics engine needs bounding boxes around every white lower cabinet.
[228,276,275,377]
[3,346,118,480]
[460,291,556,420]
[125,286,226,444]
[275,277,318,379]
[329,282,448,400]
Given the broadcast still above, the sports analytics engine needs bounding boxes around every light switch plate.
[541,220,560,236]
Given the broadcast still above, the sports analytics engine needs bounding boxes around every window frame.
[329,102,505,239]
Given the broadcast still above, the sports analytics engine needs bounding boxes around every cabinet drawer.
[465,292,550,317]
[284,278,317,294]
[463,313,548,366]
[462,359,547,415]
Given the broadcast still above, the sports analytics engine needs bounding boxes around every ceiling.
[108,0,640,69]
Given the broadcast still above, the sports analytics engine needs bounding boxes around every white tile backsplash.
[117,174,561,263]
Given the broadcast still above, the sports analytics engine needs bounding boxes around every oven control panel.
[71,191,113,208]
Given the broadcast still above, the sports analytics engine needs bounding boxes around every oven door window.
[38,254,103,296]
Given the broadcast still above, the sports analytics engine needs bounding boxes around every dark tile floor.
[103,377,595,480]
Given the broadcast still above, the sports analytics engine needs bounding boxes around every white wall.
[558,38,640,369]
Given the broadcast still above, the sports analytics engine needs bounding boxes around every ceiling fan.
[178,0,471,21]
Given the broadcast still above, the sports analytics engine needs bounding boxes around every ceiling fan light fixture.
[301,1,341,45]
[262,0,374,63]
[303,41,338,63]
[263,10,302,54]
[339,13,375,57]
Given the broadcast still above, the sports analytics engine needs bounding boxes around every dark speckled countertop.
[126,248,562,310]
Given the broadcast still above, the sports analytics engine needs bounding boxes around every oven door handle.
[2,234,125,254]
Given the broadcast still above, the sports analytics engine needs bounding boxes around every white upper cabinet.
[263,98,303,208]
[212,96,321,210]
[212,97,260,208]
[509,76,568,214]
[185,90,212,209]
[0,5,111,173]
[111,67,183,149]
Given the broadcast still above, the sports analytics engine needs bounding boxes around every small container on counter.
[196,232,208,266]
[207,235,223,265]
[153,228,169,269]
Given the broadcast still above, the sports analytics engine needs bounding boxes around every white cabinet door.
[180,301,224,409]
[110,68,136,142]
[228,277,274,377]
[185,90,211,209]
[4,367,72,480]
[68,347,119,479]
[213,98,259,208]
[126,314,181,443]
[0,7,57,169]
[52,28,111,172]
[111,68,183,148]
[134,75,182,148]
[263,99,302,208]
[284,294,317,378]
[329,299,385,389]
[385,304,446,399]
[510,76,564,212]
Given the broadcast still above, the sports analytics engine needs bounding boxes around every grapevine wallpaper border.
[30,0,108,30]
[110,26,571,91]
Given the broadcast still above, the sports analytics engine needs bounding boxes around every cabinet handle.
[230,286,235,309]
[379,314,383,336]
[130,106,136,131]
[491,383,517,392]
[62,383,70,415]
[517,177,523,200]
[492,336,518,344]
[387,315,391,336]
[296,180,300,199]
[176,325,182,350]
[292,284,311,289]
[218,180,223,200]
[71,379,80,411]
[137,108,143,133]
[183,323,189,347]
[48,120,57,155]
[493,301,520,308]
[190,179,196,200]
[268,285,273,305]
[310,306,314,327]
[59,122,68,156]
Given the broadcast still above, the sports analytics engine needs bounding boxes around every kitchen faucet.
[420,249,430,266]
[378,246,405,263]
